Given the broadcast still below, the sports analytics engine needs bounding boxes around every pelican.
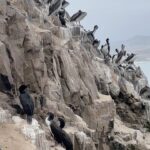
[70,10,87,25]
[124,53,136,64]
[48,0,63,16]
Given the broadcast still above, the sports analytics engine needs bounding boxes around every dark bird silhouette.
[59,9,66,27]
[19,85,34,124]
[106,38,110,53]
[70,10,87,25]
[115,46,126,64]
[101,38,111,60]
[125,53,136,63]
[87,25,99,43]
[45,112,73,150]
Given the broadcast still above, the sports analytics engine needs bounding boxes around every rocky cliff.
[0,0,150,150]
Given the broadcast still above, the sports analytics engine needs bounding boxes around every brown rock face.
[0,0,150,150]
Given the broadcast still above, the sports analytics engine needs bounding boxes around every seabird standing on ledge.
[115,45,126,65]
[48,0,63,16]
[19,85,34,124]
[101,38,111,60]
[87,25,99,43]
[70,10,87,25]
[59,9,66,27]
[45,112,73,150]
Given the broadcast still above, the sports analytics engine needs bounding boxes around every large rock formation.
[0,0,150,150]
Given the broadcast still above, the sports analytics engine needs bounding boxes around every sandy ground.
[0,123,36,150]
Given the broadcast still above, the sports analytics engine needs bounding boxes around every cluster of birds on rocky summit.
[34,0,138,76]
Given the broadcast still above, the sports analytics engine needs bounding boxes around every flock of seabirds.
[35,0,137,75]
[0,0,141,150]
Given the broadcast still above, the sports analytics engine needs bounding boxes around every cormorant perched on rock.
[87,25,99,43]
[59,9,66,27]
[112,49,119,63]
[70,10,87,25]
[45,112,73,150]
[106,38,110,53]
[48,0,63,16]
[19,85,34,124]
[101,38,111,60]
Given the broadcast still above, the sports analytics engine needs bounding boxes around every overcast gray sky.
[67,0,150,43]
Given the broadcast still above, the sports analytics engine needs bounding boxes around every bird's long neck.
[92,28,97,34]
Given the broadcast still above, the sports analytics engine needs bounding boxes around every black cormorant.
[59,9,66,27]
[45,112,73,150]
[19,85,34,124]
[101,38,111,60]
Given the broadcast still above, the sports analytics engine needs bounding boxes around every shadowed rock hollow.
[0,0,150,150]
